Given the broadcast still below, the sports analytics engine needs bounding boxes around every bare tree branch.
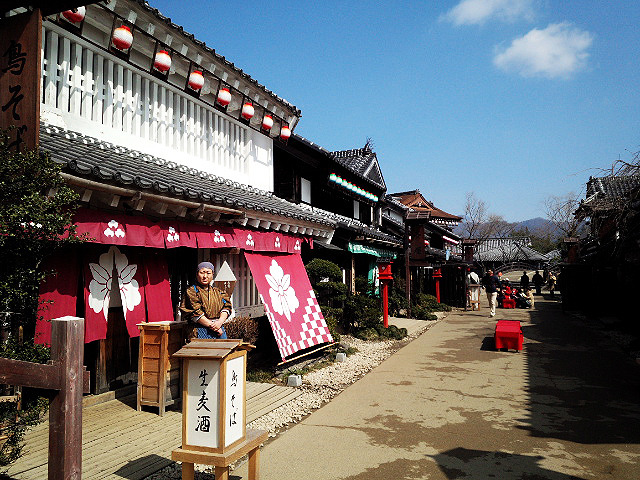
[544,192,583,238]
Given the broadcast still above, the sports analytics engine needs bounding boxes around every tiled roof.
[287,134,386,191]
[299,204,402,246]
[131,1,300,116]
[331,146,386,190]
[390,190,462,221]
[475,237,531,253]
[383,194,409,211]
[585,175,640,201]
[40,125,333,227]
[474,243,548,262]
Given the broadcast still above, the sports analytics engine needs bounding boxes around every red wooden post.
[378,261,393,328]
[49,316,84,480]
[433,268,442,303]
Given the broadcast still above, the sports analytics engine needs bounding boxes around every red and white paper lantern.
[241,102,255,120]
[112,25,133,51]
[261,114,273,130]
[280,124,291,140]
[217,87,231,106]
[153,50,171,73]
[62,7,86,23]
[188,70,204,91]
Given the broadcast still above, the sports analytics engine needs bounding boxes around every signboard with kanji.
[0,9,41,151]
[185,358,221,448]
[173,339,252,453]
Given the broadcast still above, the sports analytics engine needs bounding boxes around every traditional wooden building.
[388,190,465,307]
[3,1,337,392]
[274,136,402,293]
[564,174,640,316]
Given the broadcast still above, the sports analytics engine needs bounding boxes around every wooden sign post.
[0,316,89,480]
[0,8,42,152]
[171,339,267,480]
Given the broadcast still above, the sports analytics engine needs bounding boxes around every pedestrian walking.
[548,272,557,297]
[532,270,543,295]
[466,268,481,310]
[520,271,530,290]
[481,269,501,317]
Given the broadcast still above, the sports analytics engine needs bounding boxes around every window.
[353,199,360,219]
[301,177,311,204]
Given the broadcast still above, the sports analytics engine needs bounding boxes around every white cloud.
[493,23,593,79]
[443,0,535,26]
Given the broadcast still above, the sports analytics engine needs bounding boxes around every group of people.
[467,268,555,317]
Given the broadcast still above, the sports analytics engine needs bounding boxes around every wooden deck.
[5,382,301,480]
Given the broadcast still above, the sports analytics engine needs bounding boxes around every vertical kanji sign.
[185,359,220,448]
[0,9,41,152]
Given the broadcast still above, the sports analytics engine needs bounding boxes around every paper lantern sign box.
[172,339,254,454]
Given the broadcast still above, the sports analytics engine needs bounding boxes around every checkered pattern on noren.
[298,290,333,349]
[259,294,297,359]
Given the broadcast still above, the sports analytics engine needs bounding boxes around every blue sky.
[150,0,640,222]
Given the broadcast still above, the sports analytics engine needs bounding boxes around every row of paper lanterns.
[329,173,378,202]
[62,8,291,140]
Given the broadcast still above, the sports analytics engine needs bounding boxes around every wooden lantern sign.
[214,260,236,298]
[172,339,254,453]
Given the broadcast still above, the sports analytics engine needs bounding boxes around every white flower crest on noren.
[104,219,125,238]
[265,259,299,322]
[214,230,226,243]
[274,236,281,248]
[113,247,142,319]
[246,234,255,247]
[294,240,301,251]
[88,248,115,321]
[167,226,180,242]
[87,246,141,321]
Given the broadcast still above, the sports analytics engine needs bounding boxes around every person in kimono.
[180,261,232,339]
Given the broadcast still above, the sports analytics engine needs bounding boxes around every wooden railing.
[0,317,89,480]
[41,23,253,182]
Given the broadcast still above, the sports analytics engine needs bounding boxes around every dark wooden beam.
[2,2,101,16]
[0,358,62,390]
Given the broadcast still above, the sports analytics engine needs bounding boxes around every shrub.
[342,294,381,333]
[305,258,342,284]
[354,276,376,297]
[411,306,438,321]
[413,293,451,313]
[306,259,347,311]
[0,129,82,468]
[321,307,341,343]
[389,277,408,317]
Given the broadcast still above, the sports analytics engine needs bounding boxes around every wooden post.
[48,316,84,480]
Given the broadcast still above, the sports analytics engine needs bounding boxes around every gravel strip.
[144,316,443,480]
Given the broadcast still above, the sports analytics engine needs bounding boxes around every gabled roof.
[330,143,386,190]
[286,135,386,192]
[390,190,462,222]
[40,125,333,228]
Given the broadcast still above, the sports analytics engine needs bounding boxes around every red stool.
[502,298,516,309]
[495,320,523,352]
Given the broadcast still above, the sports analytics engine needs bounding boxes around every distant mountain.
[514,217,557,235]
[454,217,561,238]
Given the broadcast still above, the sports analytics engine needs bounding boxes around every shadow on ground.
[521,299,640,444]
[431,447,585,480]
